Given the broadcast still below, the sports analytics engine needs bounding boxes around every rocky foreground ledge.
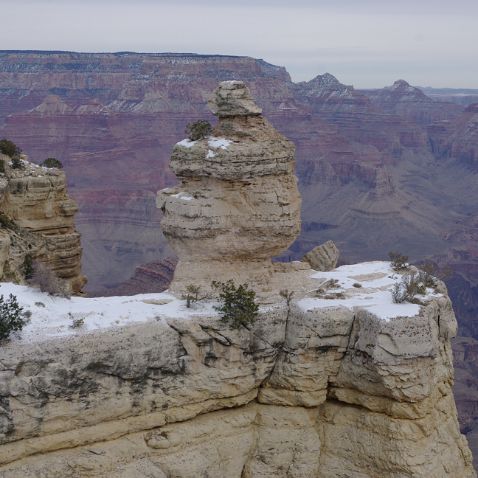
[0,261,474,477]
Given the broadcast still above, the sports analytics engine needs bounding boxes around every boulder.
[303,240,339,271]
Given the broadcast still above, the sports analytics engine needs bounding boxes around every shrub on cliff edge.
[212,280,258,329]
[41,157,63,169]
[0,294,25,341]
[0,139,20,159]
[0,139,23,170]
[391,271,426,304]
[389,251,409,271]
[186,120,212,141]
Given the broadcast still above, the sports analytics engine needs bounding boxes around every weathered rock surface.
[157,81,301,292]
[208,80,263,117]
[303,240,339,271]
[0,153,85,292]
[454,336,478,472]
[0,262,474,477]
[0,53,477,472]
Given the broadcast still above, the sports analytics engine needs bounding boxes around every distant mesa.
[30,95,73,115]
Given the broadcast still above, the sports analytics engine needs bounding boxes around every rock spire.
[157,81,301,292]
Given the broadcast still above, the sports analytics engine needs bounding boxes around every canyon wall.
[0,52,475,295]
[0,51,477,458]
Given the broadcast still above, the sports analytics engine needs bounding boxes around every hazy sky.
[1,0,477,88]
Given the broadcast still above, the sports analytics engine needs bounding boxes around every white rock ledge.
[0,261,474,477]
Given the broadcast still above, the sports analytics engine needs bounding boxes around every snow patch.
[208,137,231,150]
[171,192,193,201]
[0,283,217,344]
[298,292,420,321]
[206,149,216,159]
[300,261,435,320]
[176,138,197,148]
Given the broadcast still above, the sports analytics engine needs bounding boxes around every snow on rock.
[0,282,217,344]
[299,261,438,320]
[176,137,231,151]
[176,138,197,148]
[208,137,231,149]
[171,192,194,201]
[0,261,440,344]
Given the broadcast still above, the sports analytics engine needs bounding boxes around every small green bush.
[11,156,24,170]
[212,280,258,329]
[389,251,409,271]
[186,120,212,141]
[0,139,20,159]
[0,294,26,340]
[41,157,63,169]
[0,139,24,170]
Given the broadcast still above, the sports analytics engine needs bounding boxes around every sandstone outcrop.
[0,153,85,293]
[0,260,474,477]
[157,81,301,293]
[303,240,339,271]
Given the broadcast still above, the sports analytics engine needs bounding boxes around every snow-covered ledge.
[0,261,474,477]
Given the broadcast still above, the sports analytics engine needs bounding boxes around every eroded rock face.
[207,80,263,117]
[158,81,301,292]
[0,153,86,293]
[0,264,474,477]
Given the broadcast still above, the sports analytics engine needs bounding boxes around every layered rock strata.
[0,81,474,477]
[157,81,301,293]
[0,153,85,293]
[0,262,474,477]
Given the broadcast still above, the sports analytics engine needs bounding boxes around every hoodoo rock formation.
[0,83,474,477]
[0,153,85,293]
[158,81,301,293]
